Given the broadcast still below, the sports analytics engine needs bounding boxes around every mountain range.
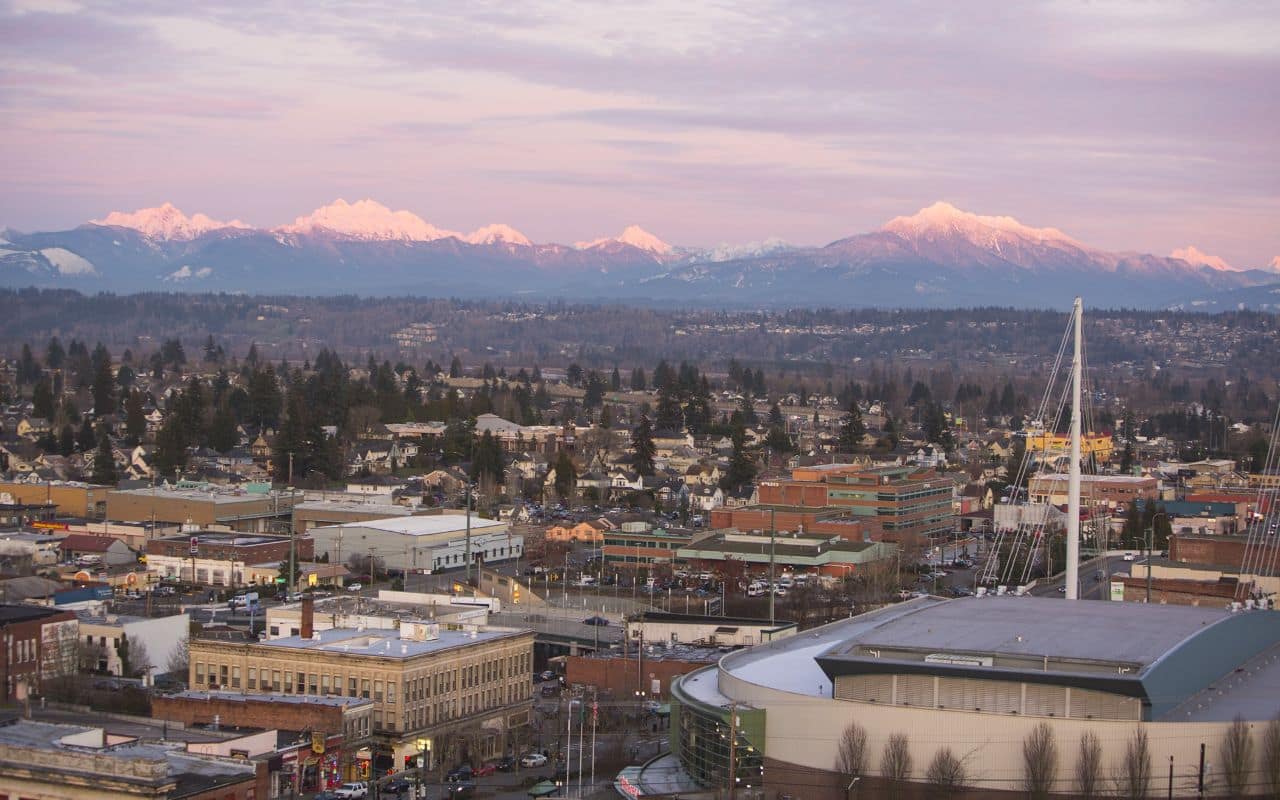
[2,199,1277,310]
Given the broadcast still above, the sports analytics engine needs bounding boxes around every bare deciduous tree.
[1219,715,1253,799]
[1075,730,1103,800]
[166,634,189,676]
[1113,728,1152,800]
[835,720,869,787]
[1022,722,1059,800]
[881,732,913,800]
[1262,716,1280,798]
[926,747,968,798]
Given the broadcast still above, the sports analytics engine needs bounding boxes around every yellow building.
[1023,430,1113,462]
[189,615,534,774]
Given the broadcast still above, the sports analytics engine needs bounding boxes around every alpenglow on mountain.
[2,199,1275,309]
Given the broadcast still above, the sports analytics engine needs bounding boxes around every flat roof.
[832,596,1230,670]
[1169,642,1280,722]
[168,689,373,709]
[154,532,290,546]
[634,611,796,629]
[313,515,505,536]
[294,501,414,516]
[258,625,526,659]
[110,487,288,504]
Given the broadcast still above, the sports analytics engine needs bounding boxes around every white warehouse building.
[308,513,522,573]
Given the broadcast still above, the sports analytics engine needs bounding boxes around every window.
[322,675,330,695]
[272,670,281,691]
[231,666,241,689]
[296,672,305,693]
[196,662,206,685]
[362,679,371,699]
[350,677,358,696]
[374,680,383,702]
[248,668,257,690]
[386,682,394,704]
[219,665,228,687]
[309,673,318,694]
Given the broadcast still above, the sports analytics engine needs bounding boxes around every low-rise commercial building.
[625,612,796,648]
[76,609,189,680]
[602,522,701,569]
[189,607,535,773]
[0,479,110,518]
[675,529,896,579]
[0,604,78,701]
[107,484,298,532]
[1028,473,1159,509]
[146,531,313,587]
[308,514,520,573]
[153,690,376,787]
[0,719,261,799]
[292,499,441,535]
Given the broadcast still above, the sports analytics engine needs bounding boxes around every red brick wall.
[153,693,348,733]
[756,482,829,507]
[565,655,711,699]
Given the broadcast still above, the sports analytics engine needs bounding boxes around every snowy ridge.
[93,203,249,241]
[576,224,673,255]
[1170,245,1237,272]
[882,201,1082,247]
[277,198,460,241]
[465,224,531,246]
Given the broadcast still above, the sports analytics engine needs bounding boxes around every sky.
[1,1,1277,265]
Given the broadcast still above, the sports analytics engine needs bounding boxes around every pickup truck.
[333,781,369,799]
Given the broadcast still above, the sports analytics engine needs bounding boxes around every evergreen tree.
[32,378,55,420]
[583,370,606,408]
[208,404,239,454]
[153,416,189,477]
[720,425,757,492]
[630,367,647,391]
[90,426,118,485]
[449,356,462,378]
[76,418,96,452]
[768,403,784,428]
[16,344,38,384]
[124,390,147,446]
[57,424,75,456]
[738,395,758,427]
[553,450,577,500]
[631,415,656,476]
[91,348,115,417]
[610,367,621,392]
[45,337,65,370]
[566,363,583,387]
[838,400,867,452]
[470,430,504,484]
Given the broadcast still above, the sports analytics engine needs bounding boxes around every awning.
[528,780,560,797]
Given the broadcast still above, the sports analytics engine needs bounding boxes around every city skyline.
[2,1,1277,267]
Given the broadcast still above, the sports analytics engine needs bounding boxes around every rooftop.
[830,595,1231,670]
[110,486,290,504]
[313,514,504,536]
[294,500,416,516]
[167,689,374,709]
[257,625,526,659]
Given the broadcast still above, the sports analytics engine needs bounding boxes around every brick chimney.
[301,595,314,640]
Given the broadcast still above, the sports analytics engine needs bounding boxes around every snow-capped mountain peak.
[1170,245,1238,272]
[575,224,672,255]
[465,224,531,247]
[92,203,249,240]
[881,201,1081,248]
[278,198,459,241]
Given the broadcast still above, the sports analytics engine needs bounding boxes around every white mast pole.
[1065,297,1083,600]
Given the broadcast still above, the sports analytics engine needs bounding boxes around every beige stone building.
[106,485,297,532]
[189,604,535,772]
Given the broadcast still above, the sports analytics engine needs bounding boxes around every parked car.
[346,582,364,592]
[497,756,516,771]
[582,616,609,626]
[473,763,496,777]
[521,753,548,768]
[447,782,476,799]
[446,765,473,782]
[642,699,662,713]
[541,685,560,697]
[383,777,412,794]
[539,670,556,681]
[1122,553,1136,562]
[333,782,369,799]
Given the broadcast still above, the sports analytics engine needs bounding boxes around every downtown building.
[188,599,535,776]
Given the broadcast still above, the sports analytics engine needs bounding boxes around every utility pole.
[287,452,296,594]
[727,703,739,800]
[768,508,776,627]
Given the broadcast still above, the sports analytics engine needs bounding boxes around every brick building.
[106,485,298,532]
[1169,534,1279,569]
[153,690,375,784]
[0,605,78,701]
[146,531,313,587]
[188,601,535,774]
